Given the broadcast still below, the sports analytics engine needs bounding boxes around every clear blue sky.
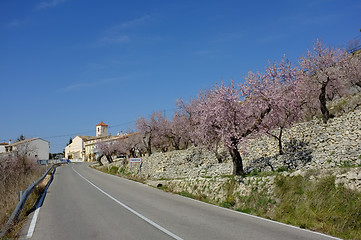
[1,0,360,153]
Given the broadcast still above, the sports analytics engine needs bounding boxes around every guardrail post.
[19,191,22,202]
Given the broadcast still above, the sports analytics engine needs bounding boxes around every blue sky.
[1,0,360,153]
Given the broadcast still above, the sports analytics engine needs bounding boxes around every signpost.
[129,158,142,174]
[129,158,142,163]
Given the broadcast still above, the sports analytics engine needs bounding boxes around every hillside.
[95,93,361,239]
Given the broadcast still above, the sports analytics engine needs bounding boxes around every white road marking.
[26,207,40,238]
[72,166,184,240]
[26,170,54,238]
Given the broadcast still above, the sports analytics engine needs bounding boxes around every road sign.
[129,158,142,163]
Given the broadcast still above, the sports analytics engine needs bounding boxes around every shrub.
[0,153,42,234]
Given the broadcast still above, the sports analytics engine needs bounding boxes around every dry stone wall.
[135,105,361,179]
[243,106,361,169]
[107,105,361,196]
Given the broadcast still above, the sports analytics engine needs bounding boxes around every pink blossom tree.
[136,116,153,156]
[187,90,226,163]
[342,53,361,91]
[136,111,169,156]
[151,113,171,152]
[242,56,304,155]
[95,141,115,165]
[194,82,261,175]
[298,39,349,123]
[169,111,194,150]
[112,139,128,156]
[126,133,146,157]
[176,98,202,146]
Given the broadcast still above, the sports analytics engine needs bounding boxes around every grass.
[273,174,361,239]
[177,191,211,203]
[3,183,47,239]
[164,172,361,239]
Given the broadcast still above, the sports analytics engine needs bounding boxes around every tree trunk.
[172,136,180,150]
[96,154,104,166]
[267,127,284,155]
[319,80,332,124]
[215,151,223,163]
[278,128,283,155]
[106,155,113,163]
[143,136,152,156]
[229,147,244,176]
[147,137,152,156]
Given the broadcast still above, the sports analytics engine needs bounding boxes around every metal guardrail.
[0,162,67,237]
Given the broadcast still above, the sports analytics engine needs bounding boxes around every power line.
[42,120,135,139]
[6,108,180,143]
[108,121,134,129]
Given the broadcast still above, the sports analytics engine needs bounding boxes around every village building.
[65,122,127,162]
[96,121,108,137]
[0,142,8,153]
[65,136,96,161]
[3,138,50,160]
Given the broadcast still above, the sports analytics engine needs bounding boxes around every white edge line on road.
[26,207,40,238]
[26,169,54,239]
[72,166,184,240]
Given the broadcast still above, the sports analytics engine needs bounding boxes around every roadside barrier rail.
[0,162,67,237]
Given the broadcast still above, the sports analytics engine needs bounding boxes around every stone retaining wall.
[243,106,361,169]
[106,104,361,195]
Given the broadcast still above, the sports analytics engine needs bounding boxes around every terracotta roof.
[0,142,8,145]
[96,121,108,127]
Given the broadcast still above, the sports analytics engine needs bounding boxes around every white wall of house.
[65,136,86,161]
[4,138,49,160]
[28,138,49,160]
[0,144,7,153]
[0,144,5,153]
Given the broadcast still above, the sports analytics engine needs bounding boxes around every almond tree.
[126,133,146,157]
[136,111,167,156]
[95,141,115,165]
[168,112,187,150]
[242,56,304,155]
[194,82,261,175]
[342,53,361,91]
[135,116,153,156]
[113,139,128,156]
[151,113,171,152]
[176,98,202,146]
[191,90,224,163]
[298,39,348,123]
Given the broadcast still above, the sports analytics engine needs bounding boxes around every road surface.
[20,163,339,240]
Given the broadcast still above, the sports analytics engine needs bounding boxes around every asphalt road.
[20,163,339,240]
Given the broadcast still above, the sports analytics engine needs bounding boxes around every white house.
[64,136,95,161]
[0,142,8,153]
[4,138,49,160]
[65,122,111,161]
[65,122,134,162]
